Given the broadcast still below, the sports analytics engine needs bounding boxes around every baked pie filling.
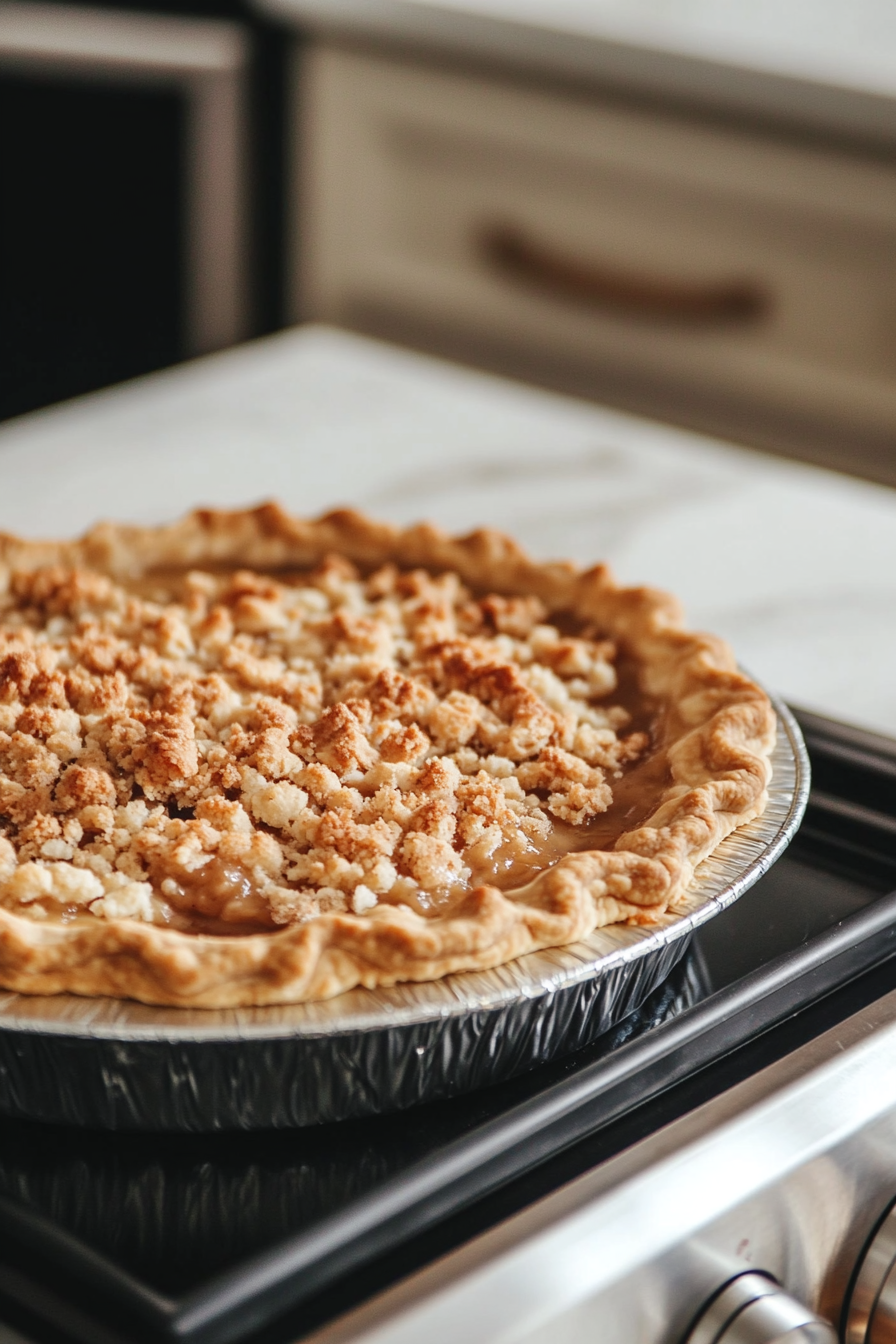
[0,508,775,1006]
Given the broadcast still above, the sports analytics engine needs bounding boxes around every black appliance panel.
[0,708,894,1344]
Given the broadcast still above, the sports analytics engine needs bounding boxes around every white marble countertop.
[257,0,896,146]
[0,324,894,736]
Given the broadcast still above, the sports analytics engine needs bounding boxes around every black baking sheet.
[2,707,896,1344]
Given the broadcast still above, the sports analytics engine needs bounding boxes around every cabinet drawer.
[296,45,896,439]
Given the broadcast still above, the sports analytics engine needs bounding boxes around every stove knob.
[845,1199,896,1343]
[684,1272,837,1343]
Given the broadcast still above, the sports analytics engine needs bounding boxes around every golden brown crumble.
[0,559,648,933]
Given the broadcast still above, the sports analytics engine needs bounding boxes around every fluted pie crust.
[0,505,775,1007]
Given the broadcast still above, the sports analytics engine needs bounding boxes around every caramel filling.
[139,761,671,934]
[148,669,668,933]
[0,559,665,935]
[155,856,276,934]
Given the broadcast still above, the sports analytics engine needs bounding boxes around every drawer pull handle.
[480,224,768,324]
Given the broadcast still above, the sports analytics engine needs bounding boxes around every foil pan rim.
[0,697,806,1043]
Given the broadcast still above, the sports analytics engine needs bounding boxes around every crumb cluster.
[0,559,647,932]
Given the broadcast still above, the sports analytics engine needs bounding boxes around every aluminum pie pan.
[0,697,807,1130]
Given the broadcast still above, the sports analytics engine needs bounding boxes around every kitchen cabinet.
[266,2,896,481]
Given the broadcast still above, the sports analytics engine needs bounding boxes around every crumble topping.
[0,559,648,932]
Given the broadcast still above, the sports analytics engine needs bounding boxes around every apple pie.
[0,505,775,1007]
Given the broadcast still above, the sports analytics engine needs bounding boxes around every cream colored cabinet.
[294,44,896,473]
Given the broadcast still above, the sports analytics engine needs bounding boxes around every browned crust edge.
[0,504,775,1007]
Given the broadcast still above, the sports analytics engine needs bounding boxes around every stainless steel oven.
[1,709,896,1343]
